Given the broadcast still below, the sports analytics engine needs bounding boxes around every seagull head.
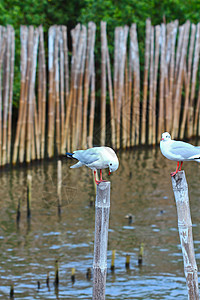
[108,159,119,175]
[161,132,171,141]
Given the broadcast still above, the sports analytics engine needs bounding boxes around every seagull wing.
[73,149,100,165]
[170,141,200,160]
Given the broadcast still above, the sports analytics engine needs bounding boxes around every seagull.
[66,146,119,184]
[160,132,200,176]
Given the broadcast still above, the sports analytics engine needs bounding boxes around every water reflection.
[0,146,200,299]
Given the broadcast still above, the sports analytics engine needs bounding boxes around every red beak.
[108,170,111,176]
[161,138,164,140]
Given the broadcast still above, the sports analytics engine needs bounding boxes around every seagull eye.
[110,163,112,166]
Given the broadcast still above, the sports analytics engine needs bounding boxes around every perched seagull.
[160,132,200,176]
[66,146,119,184]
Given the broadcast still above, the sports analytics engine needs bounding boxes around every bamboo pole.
[158,23,166,142]
[100,21,107,146]
[122,58,128,149]
[26,28,39,163]
[75,25,87,149]
[116,26,129,149]
[172,21,190,139]
[164,23,171,133]
[59,27,65,154]
[2,26,11,166]
[132,24,140,146]
[171,171,199,300]
[61,25,69,154]
[114,28,119,148]
[39,26,46,159]
[82,23,92,149]
[7,26,14,164]
[106,33,115,149]
[148,25,154,145]
[141,19,151,144]
[88,23,96,148]
[0,27,6,166]
[12,26,28,164]
[180,24,196,139]
[168,20,178,133]
[54,26,60,155]
[152,25,160,145]
[71,25,81,151]
[48,26,56,158]
[187,23,200,138]
[19,26,33,163]
[92,181,110,300]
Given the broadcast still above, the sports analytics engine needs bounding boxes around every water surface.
[0,146,200,299]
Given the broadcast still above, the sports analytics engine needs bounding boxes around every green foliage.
[0,0,199,107]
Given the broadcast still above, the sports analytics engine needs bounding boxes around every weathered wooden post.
[171,171,199,300]
[92,181,110,300]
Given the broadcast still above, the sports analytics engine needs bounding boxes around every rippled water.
[0,146,200,299]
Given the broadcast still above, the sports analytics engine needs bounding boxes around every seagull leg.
[171,162,179,177]
[100,169,103,181]
[94,170,100,185]
[179,161,183,171]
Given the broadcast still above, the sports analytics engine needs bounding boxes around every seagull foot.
[95,179,107,185]
[170,171,179,177]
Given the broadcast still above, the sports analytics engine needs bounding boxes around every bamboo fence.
[0,20,200,165]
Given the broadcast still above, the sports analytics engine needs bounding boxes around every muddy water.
[0,146,200,299]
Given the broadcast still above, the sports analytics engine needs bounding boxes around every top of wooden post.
[96,181,110,208]
[171,170,188,191]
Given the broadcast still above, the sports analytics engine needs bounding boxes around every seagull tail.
[66,152,73,158]
[70,162,84,168]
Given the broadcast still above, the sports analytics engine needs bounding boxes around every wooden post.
[171,171,199,299]
[93,181,110,300]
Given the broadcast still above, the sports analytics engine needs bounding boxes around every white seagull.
[160,132,200,176]
[66,146,119,184]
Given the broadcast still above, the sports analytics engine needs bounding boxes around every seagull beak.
[161,138,164,141]
[108,170,111,176]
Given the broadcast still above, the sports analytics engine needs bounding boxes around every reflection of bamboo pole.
[141,19,151,145]
[100,21,107,146]
[171,171,199,299]
[2,26,11,166]
[13,26,28,164]
[57,160,62,215]
[7,26,14,164]
[180,24,196,139]
[92,182,110,300]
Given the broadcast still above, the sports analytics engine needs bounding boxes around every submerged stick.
[171,171,199,299]
[92,181,110,300]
